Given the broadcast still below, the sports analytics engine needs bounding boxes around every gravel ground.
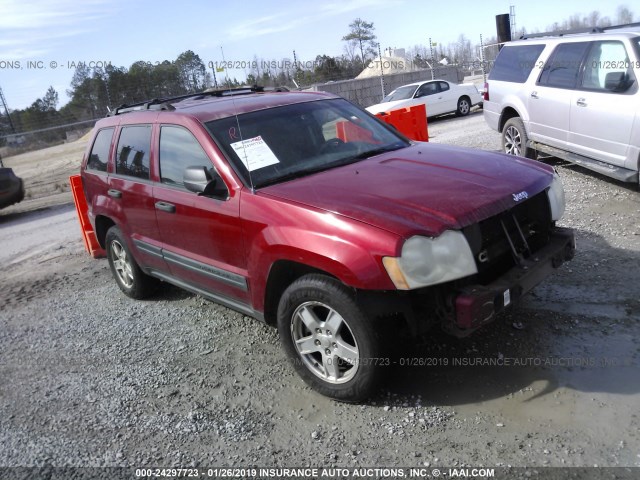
[1,111,639,478]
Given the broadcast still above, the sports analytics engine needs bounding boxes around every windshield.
[206,98,409,188]
[381,85,417,102]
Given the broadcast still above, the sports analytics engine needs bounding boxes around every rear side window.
[87,128,114,172]
[115,125,152,180]
[489,44,545,83]
[159,126,213,187]
[537,42,590,89]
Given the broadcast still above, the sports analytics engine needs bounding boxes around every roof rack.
[603,21,640,31]
[107,85,288,116]
[519,21,640,40]
[520,27,603,40]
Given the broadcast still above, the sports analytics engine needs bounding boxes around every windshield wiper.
[347,142,407,162]
[256,166,330,188]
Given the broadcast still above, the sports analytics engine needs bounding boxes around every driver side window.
[581,41,634,92]
[159,126,214,188]
[416,82,438,97]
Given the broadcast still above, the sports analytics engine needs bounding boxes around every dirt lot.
[1,112,639,478]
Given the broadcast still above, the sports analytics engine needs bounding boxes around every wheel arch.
[263,260,342,327]
[95,215,116,249]
[498,107,521,133]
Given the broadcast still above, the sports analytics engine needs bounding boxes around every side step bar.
[529,141,639,183]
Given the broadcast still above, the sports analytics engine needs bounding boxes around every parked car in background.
[367,80,483,118]
[484,26,640,186]
[0,167,24,209]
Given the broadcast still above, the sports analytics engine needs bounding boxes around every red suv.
[80,87,575,401]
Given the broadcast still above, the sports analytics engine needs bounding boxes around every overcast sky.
[0,0,635,109]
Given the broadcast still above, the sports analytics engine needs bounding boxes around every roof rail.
[602,21,640,32]
[520,27,603,40]
[520,21,640,40]
[108,100,176,116]
[107,85,287,116]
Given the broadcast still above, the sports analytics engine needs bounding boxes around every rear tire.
[502,117,536,159]
[106,226,157,299]
[455,96,471,116]
[277,274,383,402]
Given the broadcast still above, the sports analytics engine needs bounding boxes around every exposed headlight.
[547,171,566,221]
[383,231,478,290]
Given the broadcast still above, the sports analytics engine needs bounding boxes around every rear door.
[528,41,591,149]
[109,124,167,272]
[153,124,250,306]
[568,40,637,167]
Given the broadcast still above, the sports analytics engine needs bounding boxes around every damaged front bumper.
[449,227,575,336]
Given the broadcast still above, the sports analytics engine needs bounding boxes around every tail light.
[483,82,489,101]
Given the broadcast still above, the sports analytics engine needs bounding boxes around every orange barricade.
[69,174,106,258]
[336,104,428,143]
[335,121,380,144]
[375,104,429,142]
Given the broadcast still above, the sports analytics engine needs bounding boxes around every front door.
[153,125,249,306]
[568,40,637,167]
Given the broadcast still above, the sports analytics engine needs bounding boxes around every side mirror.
[604,71,633,92]
[184,166,228,198]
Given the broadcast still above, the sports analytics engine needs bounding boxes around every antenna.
[220,46,255,192]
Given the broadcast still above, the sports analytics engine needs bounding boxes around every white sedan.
[366,80,483,118]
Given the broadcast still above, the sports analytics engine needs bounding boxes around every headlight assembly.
[547,171,566,222]
[383,230,478,290]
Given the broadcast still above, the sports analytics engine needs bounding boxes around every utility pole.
[292,50,301,89]
[510,5,516,40]
[480,34,487,84]
[0,86,16,133]
[377,43,386,99]
[429,38,435,80]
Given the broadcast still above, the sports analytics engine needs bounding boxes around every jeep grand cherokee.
[80,87,575,401]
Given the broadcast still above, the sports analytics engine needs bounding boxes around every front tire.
[456,96,471,116]
[502,117,535,159]
[106,226,157,299]
[277,274,383,402]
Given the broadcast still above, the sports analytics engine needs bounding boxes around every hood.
[366,99,416,114]
[260,143,554,238]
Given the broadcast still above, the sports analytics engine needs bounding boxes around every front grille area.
[463,191,552,285]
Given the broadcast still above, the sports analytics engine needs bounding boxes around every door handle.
[155,201,176,213]
[530,91,539,99]
[108,189,122,199]
[576,98,587,107]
